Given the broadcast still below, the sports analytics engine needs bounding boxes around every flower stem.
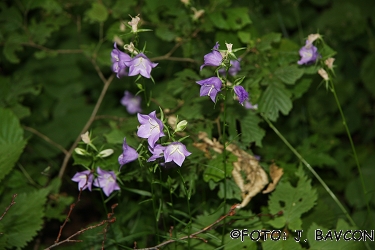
[262,115,355,223]
[329,80,371,217]
[177,170,191,249]
[221,76,228,244]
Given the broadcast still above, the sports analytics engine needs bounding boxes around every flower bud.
[128,15,140,33]
[81,131,91,144]
[75,148,88,156]
[175,120,188,132]
[318,68,329,81]
[97,149,114,158]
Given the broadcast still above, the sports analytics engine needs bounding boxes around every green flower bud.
[175,120,188,132]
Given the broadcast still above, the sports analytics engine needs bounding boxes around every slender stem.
[177,170,191,249]
[262,115,355,224]
[329,81,371,217]
[221,76,228,244]
[58,73,115,179]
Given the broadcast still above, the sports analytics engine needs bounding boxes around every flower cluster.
[111,43,158,79]
[196,42,250,105]
[72,167,120,197]
[137,111,191,167]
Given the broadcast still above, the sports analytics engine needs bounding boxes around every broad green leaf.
[259,82,293,121]
[290,79,312,99]
[257,33,281,51]
[85,3,108,23]
[225,8,252,30]
[1,188,49,249]
[240,112,265,147]
[217,179,241,200]
[274,65,304,85]
[268,167,317,230]
[0,108,26,183]
[203,154,236,182]
[155,25,177,42]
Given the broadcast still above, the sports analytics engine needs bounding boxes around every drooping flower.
[118,138,138,169]
[124,53,158,79]
[137,111,165,148]
[147,144,166,162]
[121,91,142,114]
[219,59,241,76]
[164,142,191,167]
[196,77,222,102]
[233,85,249,105]
[297,40,319,65]
[318,68,329,81]
[200,42,223,71]
[71,170,94,191]
[93,167,120,197]
[111,43,131,78]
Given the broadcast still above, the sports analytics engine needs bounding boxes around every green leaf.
[274,65,304,85]
[203,154,236,182]
[240,112,265,147]
[257,33,281,51]
[259,82,293,121]
[0,108,27,183]
[225,8,252,30]
[268,167,317,230]
[1,188,49,249]
[155,25,177,42]
[262,237,303,250]
[85,3,108,23]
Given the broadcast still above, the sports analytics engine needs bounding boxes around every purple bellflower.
[93,167,120,197]
[219,59,241,76]
[121,91,142,114]
[147,144,166,162]
[297,41,319,65]
[164,142,191,167]
[137,111,165,148]
[233,85,249,105]
[200,42,223,71]
[196,77,222,103]
[118,138,138,170]
[111,43,131,78]
[124,53,158,78]
[71,170,94,191]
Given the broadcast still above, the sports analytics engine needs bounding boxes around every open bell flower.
[137,111,165,148]
[93,167,120,197]
[297,40,320,65]
[147,144,166,162]
[71,170,94,191]
[200,42,223,71]
[111,43,131,78]
[196,77,222,103]
[118,138,138,170]
[124,53,158,79]
[164,142,191,167]
[121,91,142,114]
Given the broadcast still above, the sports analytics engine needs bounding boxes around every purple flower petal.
[137,111,165,148]
[118,138,138,170]
[196,77,222,103]
[297,41,320,65]
[71,170,94,191]
[125,53,158,78]
[93,167,120,197]
[233,85,249,105]
[164,142,191,167]
[200,42,223,71]
[121,91,142,114]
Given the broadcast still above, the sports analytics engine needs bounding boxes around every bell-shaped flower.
[196,77,222,103]
[200,42,223,71]
[233,85,249,105]
[93,167,120,197]
[124,53,158,79]
[147,144,166,162]
[297,40,319,65]
[164,142,191,167]
[71,170,94,191]
[121,91,142,114]
[118,138,138,170]
[137,111,165,148]
[111,43,131,78]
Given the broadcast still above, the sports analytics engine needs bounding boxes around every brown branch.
[22,42,83,54]
[58,72,115,179]
[23,126,68,155]
[134,204,239,250]
[0,194,17,222]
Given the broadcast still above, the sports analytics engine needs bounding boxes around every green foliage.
[268,167,317,230]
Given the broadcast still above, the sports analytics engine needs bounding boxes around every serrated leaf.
[274,65,304,85]
[240,112,265,147]
[85,3,108,23]
[203,154,235,182]
[259,82,293,121]
[1,188,49,249]
[0,108,27,183]
[268,167,317,230]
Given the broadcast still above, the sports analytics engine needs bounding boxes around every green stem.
[177,170,191,249]
[221,76,228,244]
[151,174,160,243]
[262,115,355,223]
[329,81,371,217]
